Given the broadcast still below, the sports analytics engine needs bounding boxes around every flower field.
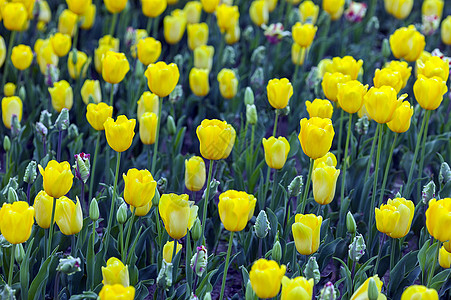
[0,0,451,299]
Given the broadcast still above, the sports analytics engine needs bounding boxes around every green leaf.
[20,238,34,300]
[28,246,59,300]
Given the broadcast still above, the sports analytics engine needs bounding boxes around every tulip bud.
[46,64,60,87]
[222,46,236,66]
[23,160,37,184]
[157,260,173,289]
[55,108,70,131]
[346,212,356,234]
[8,187,18,203]
[368,278,379,300]
[0,285,14,298]
[382,39,391,59]
[152,188,161,207]
[288,175,304,197]
[348,234,366,261]
[189,293,199,300]
[157,177,168,194]
[246,104,258,125]
[117,203,128,224]
[272,240,282,262]
[15,243,25,264]
[251,67,264,90]
[355,115,369,135]
[167,115,177,136]
[169,85,183,104]
[3,136,11,152]
[304,256,320,284]
[40,110,52,128]
[190,245,208,277]
[422,181,436,204]
[57,256,82,275]
[18,86,26,102]
[89,198,99,221]
[244,87,255,105]
[245,280,257,300]
[243,26,254,42]
[319,282,336,300]
[202,179,219,200]
[67,124,79,139]
[191,218,202,241]
[73,153,90,183]
[204,292,212,300]
[395,191,402,198]
[365,16,379,33]
[439,162,451,186]
[251,46,266,66]
[254,210,270,239]
[4,83,16,97]
[36,122,48,138]
[11,115,22,138]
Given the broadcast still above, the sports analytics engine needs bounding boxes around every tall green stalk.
[416,110,432,199]
[1,31,16,90]
[109,13,118,36]
[123,207,137,262]
[151,97,163,174]
[378,133,398,206]
[300,159,314,214]
[200,160,214,245]
[219,231,234,300]
[47,198,57,258]
[337,109,345,164]
[8,244,16,286]
[109,84,115,106]
[273,109,279,137]
[364,124,380,182]
[340,113,353,203]
[427,240,440,287]
[89,132,101,202]
[368,123,383,243]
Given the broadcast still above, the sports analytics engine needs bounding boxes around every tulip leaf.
[430,269,451,291]
[20,238,34,300]
[417,239,429,282]
[69,291,98,300]
[388,250,419,296]
[28,246,59,300]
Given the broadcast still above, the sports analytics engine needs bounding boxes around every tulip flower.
[337,80,368,114]
[104,115,136,152]
[81,80,102,104]
[137,92,159,120]
[163,241,182,263]
[426,198,451,243]
[249,0,269,26]
[267,78,293,109]
[139,112,158,145]
[218,190,256,232]
[145,61,180,98]
[142,0,167,18]
[1,2,28,31]
[375,198,415,238]
[314,152,337,169]
[123,168,157,208]
[299,1,319,24]
[187,23,209,51]
[322,0,345,20]
[249,259,286,298]
[442,16,451,45]
[216,4,240,33]
[163,9,187,44]
[185,156,206,192]
[373,68,403,93]
[292,213,322,255]
[2,96,23,129]
[66,0,91,15]
[102,51,130,84]
[196,119,236,160]
[292,23,317,48]
[0,201,35,244]
[104,0,128,13]
[102,257,130,286]
[262,136,290,170]
[416,56,449,82]
[444,241,451,253]
[439,246,451,268]
[55,196,83,235]
[48,80,74,112]
[33,190,54,229]
[4,83,16,97]
[298,117,335,160]
[384,0,414,19]
[159,193,198,240]
[130,202,152,217]
[386,60,412,89]
[225,23,241,44]
[38,160,74,198]
[68,50,90,79]
[80,3,96,29]
[329,56,363,80]
[137,37,162,66]
[58,9,78,36]
[281,276,314,300]
[387,101,414,133]
[86,102,113,131]
[99,284,135,300]
[351,276,385,300]
[422,0,444,19]
[389,25,425,62]
[322,72,352,102]
[217,69,238,99]
[0,36,5,68]
[37,0,51,24]
[305,99,333,119]
[312,162,340,205]
[194,45,214,71]
[11,45,33,70]
[184,1,202,24]
[414,75,448,111]
[189,68,210,97]
[363,86,402,124]
[401,285,439,300]
[200,0,220,13]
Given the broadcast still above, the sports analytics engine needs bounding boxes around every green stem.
[219,231,234,300]
[337,109,345,164]
[390,238,397,270]
[47,197,57,258]
[71,234,76,256]
[89,132,101,202]
[273,109,279,137]
[109,84,114,106]
[200,160,214,245]
[2,31,16,91]
[378,133,398,206]
[300,159,314,214]
[146,17,152,34]
[316,15,331,63]
[152,16,159,38]
[109,13,118,37]
[270,170,278,210]
[427,240,440,287]
[373,234,385,276]
[155,207,162,264]
[364,124,380,183]
[8,244,16,286]
[119,223,125,262]
[340,113,352,203]
[263,166,271,210]
[124,207,137,262]
[72,17,79,50]
[151,97,163,174]
[91,221,96,289]
[368,124,383,242]
[293,48,304,82]
[416,110,431,199]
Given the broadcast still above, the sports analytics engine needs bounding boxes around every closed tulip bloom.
[159,193,198,240]
[145,61,180,97]
[94,45,112,74]
[414,75,448,111]
[81,80,102,104]
[249,259,286,299]
[163,241,182,263]
[2,2,28,31]
[15,0,36,19]
[312,162,340,205]
[99,35,120,50]
[417,56,449,82]
[196,119,236,160]
[292,213,322,255]
[426,198,451,243]
[104,0,127,13]
[139,112,158,145]
[401,285,439,300]
[322,72,351,102]
[390,25,425,62]
[313,152,337,169]
[218,191,258,232]
[0,201,34,244]
[201,0,220,13]
[292,23,317,47]
[164,9,187,44]
[0,36,5,68]
[55,196,83,235]
[216,4,240,33]
[102,257,130,286]
[386,60,412,88]
[50,33,72,57]
[66,0,91,15]
[387,101,414,133]
[4,83,16,97]
[80,3,96,29]
[444,241,451,253]
[11,45,33,70]
[137,37,162,66]
[185,156,206,191]
[218,68,238,99]
[225,23,241,44]
[374,68,403,93]
[130,201,152,217]
[384,0,413,19]
[130,30,149,59]
[142,0,167,18]
[33,191,54,229]
[281,276,314,300]
[439,246,451,268]
[137,92,159,120]
[189,68,210,97]
[267,78,293,109]
[37,0,52,24]
[337,80,368,114]
[375,198,414,238]
[323,0,345,20]
[38,160,74,198]
[262,136,290,169]
[48,80,73,112]
[442,16,451,45]
[305,99,333,119]
[291,44,306,66]
[266,0,278,12]
[2,96,22,129]
[68,50,90,79]
[86,102,113,131]
[104,115,136,152]
[329,56,363,80]
[363,86,401,124]
[102,51,130,84]
[298,117,335,159]
[58,9,78,36]
[187,23,209,50]
[184,1,202,23]
[422,0,444,19]
[99,284,135,300]
[351,276,385,300]
[250,0,269,26]
[194,45,214,71]
[299,1,319,24]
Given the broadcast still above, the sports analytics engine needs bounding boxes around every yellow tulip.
[164,9,187,44]
[387,101,414,133]
[194,45,214,71]
[196,119,236,160]
[163,241,182,263]
[4,83,16,97]
[218,190,256,232]
[444,241,451,253]
[145,61,180,97]
[329,56,363,80]
[216,4,240,33]
[322,72,351,102]
[14,0,35,19]
[351,275,385,300]
[86,102,113,131]
[442,16,451,45]
[38,160,74,198]
[139,112,158,145]
[313,152,337,169]
[390,25,425,62]
[262,136,290,169]
[102,257,130,287]
[0,201,34,244]
[159,193,198,240]
[94,45,112,74]
[374,68,403,93]
[189,68,210,97]
[414,75,448,111]
[298,117,335,160]
[99,35,120,50]
[305,99,333,119]
[37,0,52,24]
[81,80,102,104]
[136,37,162,66]
[80,3,96,29]
[200,0,220,13]
[217,68,238,99]
[0,36,5,68]
[426,198,451,243]
[299,1,319,24]
[184,1,202,24]
[281,276,314,300]
[137,92,159,121]
[11,44,33,70]
[375,198,415,238]
[2,96,22,129]
[316,58,333,78]
[50,33,72,57]
[66,0,91,15]
[185,156,206,192]
[48,80,73,112]
[291,43,306,66]
[337,80,368,114]
[104,0,128,13]
[249,259,286,299]
[129,30,148,60]
[439,246,451,268]
[123,168,157,208]
[68,50,90,79]
[130,201,152,217]
[58,9,78,36]
[384,0,414,19]
[104,115,136,152]
[267,78,293,109]
[363,86,401,124]
[54,196,83,235]
[266,0,278,13]
[99,284,135,300]
[225,22,241,44]
[386,60,412,89]
[102,51,130,84]
[422,0,444,19]
[292,23,317,48]
[1,2,28,31]
[187,23,209,51]
[250,0,268,26]
[292,213,322,255]
[142,0,167,18]
[322,0,345,20]
[417,56,449,82]
[312,162,340,205]
[401,285,439,300]
[33,190,54,229]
